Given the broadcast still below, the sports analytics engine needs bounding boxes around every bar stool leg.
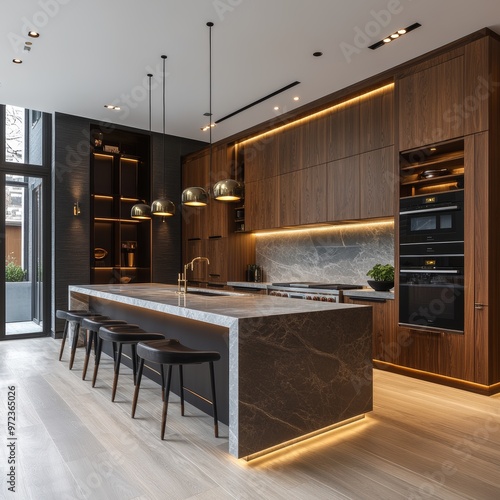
[131,358,145,418]
[131,344,138,385]
[179,365,185,416]
[160,364,165,401]
[111,343,123,402]
[68,322,81,370]
[82,330,95,380]
[58,320,69,361]
[161,365,173,440]
[209,361,219,438]
[92,337,103,388]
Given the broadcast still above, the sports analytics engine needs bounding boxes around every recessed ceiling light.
[28,31,40,38]
[25,41,32,46]
[12,59,22,64]
[313,51,323,57]
[293,96,299,101]
[369,22,422,50]
[104,104,120,110]
[274,106,279,111]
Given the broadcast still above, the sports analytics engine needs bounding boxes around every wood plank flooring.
[1,337,499,499]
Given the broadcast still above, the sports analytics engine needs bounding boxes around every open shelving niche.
[90,132,151,284]
[399,138,464,198]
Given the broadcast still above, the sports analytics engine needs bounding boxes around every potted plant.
[366,263,394,292]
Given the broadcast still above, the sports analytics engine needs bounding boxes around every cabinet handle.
[475,303,487,310]
[347,296,387,303]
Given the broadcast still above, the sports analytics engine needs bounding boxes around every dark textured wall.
[151,133,205,283]
[51,112,204,335]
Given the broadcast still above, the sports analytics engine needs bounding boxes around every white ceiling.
[1,0,499,143]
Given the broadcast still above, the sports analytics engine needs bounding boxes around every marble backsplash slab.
[256,221,394,285]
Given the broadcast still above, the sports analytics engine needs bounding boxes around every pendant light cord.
[162,54,167,198]
[208,21,213,190]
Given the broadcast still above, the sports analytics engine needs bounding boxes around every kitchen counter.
[343,289,395,300]
[69,283,373,458]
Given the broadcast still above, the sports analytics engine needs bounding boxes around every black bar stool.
[132,339,221,439]
[93,325,165,402]
[56,309,107,370]
[80,317,128,380]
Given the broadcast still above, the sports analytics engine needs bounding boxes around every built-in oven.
[400,190,464,244]
[399,254,464,333]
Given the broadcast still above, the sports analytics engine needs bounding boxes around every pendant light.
[151,54,176,217]
[131,73,153,220]
[181,22,214,207]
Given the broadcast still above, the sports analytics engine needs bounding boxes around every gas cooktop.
[271,282,363,290]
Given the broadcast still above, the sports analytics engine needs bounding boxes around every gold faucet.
[178,257,210,294]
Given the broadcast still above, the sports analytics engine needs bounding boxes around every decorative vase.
[367,280,394,292]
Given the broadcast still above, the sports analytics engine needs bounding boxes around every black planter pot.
[367,280,394,292]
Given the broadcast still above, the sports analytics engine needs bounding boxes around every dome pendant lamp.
[181,22,215,207]
[131,73,154,220]
[151,55,175,218]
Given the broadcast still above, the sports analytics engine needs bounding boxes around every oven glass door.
[400,206,464,244]
[399,273,464,332]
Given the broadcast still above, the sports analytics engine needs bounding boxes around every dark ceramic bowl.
[367,280,394,292]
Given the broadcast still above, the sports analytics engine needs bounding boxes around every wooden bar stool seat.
[56,309,107,370]
[93,325,165,402]
[132,339,221,439]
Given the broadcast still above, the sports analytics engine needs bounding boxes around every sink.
[186,290,232,297]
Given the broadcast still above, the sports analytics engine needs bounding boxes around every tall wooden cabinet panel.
[359,85,394,153]
[328,98,360,161]
[303,112,329,168]
[278,123,305,174]
[206,237,228,283]
[359,146,395,219]
[300,164,327,224]
[243,132,279,182]
[398,56,464,151]
[279,171,301,226]
[245,178,279,231]
[326,156,360,221]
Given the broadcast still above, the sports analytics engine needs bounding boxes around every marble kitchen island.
[68,283,373,459]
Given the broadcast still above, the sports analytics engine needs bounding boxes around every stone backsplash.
[255,221,394,285]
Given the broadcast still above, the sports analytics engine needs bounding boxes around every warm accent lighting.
[212,179,244,201]
[130,202,151,219]
[12,58,22,64]
[293,96,300,101]
[104,104,120,110]
[73,202,81,216]
[181,187,209,206]
[28,31,40,38]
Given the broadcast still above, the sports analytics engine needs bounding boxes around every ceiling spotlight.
[28,31,40,38]
[369,22,422,50]
[104,104,120,110]
[293,96,299,101]
[313,51,323,57]
[274,106,279,111]
[12,59,22,64]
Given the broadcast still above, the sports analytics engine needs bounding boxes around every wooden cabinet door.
[397,327,440,374]
[345,297,396,361]
[243,132,279,182]
[359,146,395,219]
[279,171,301,227]
[303,112,329,169]
[300,164,327,224]
[328,98,360,161]
[206,237,228,283]
[398,56,464,151]
[245,178,279,231]
[278,123,305,174]
[359,85,394,153]
[327,156,359,221]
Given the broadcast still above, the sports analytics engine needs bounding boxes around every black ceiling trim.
[215,81,301,124]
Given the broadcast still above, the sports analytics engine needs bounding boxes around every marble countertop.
[69,283,362,328]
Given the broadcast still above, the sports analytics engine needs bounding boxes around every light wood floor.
[1,337,500,499]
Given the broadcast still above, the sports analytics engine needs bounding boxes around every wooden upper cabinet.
[303,112,329,168]
[359,146,395,219]
[243,132,279,182]
[327,156,360,221]
[244,178,279,231]
[279,171,301,226]
[300,164,327,224]
[398,56,465,151]
[359,85,394,153]
[278,123,305,174]
[328,98,360,161]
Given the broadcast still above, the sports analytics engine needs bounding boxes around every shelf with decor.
[400,139,464,198]
[234,206,245,232]
[90,127,151,284]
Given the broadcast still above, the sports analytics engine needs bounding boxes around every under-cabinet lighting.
[94,195,114,200]
[254,220,394,237]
